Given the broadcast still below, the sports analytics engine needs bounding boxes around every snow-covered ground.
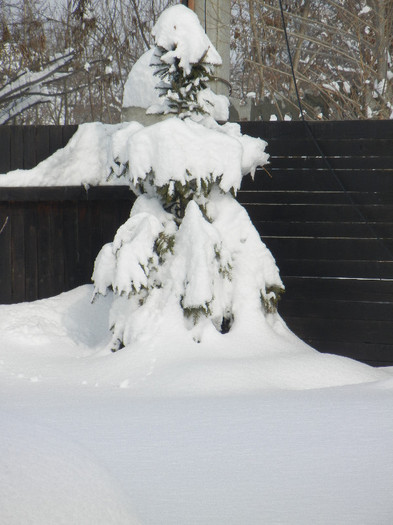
[1,285,393,525]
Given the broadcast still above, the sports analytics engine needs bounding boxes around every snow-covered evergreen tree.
[92,5,284,352]
[149,6,221,118]
[142,6,228,121]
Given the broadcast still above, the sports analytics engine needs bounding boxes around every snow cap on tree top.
[151,5,222,75]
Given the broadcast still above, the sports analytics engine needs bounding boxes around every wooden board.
[0,127,11,173]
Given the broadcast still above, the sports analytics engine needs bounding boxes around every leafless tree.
[2,1,392,122]
[0,0,176,124]
[231,0,393,120]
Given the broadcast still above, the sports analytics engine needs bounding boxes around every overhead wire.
[277,0,393,264]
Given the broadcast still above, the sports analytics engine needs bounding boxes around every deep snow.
[1,286,393,524]
[1,5,393,521]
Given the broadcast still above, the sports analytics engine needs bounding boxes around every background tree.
[231,0,393,120]
[0,49,75,124]
[1,0,393,123]
[0,0,177,124]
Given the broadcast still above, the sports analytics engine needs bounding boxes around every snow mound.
[0,414,140,525]
[0,286,388,394]
[111,117,268,193]
[128,118,243,191]
[0,118,260,188]
[0,122,129,187]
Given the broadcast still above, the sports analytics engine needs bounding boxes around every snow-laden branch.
[0,49,76,124]
[0,49,75,104]
[0,94,51,125]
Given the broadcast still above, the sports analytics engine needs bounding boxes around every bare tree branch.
[0,217,9,235]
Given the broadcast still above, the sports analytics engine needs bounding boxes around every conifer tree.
[151,45,213,118]
[149,4,222,119]
[92,5,284,352]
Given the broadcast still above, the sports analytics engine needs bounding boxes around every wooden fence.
[0,125,77,172]
[0,186,133,302]
[240,121,393,366]
[0,121,392,366]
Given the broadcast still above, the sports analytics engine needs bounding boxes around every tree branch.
[0,50,75,104]
[0,217,9,235]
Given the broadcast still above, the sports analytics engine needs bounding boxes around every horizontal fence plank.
[241,120,393,140]
[264,138,393,157]
[0,186,135,202]
[280,297,393,322]
[266,237,393,262]
[282,276,393,302]
[270,155,393,170]
[239,191,393,206]
[284,316,393,346]
[246,203,393,223]
[242,169,393,192]
[277,259,393,279]
[255,220,392,239]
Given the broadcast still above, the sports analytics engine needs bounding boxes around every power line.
[277,0,393,264]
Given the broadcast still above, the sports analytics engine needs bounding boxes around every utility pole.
[191,0,231,97]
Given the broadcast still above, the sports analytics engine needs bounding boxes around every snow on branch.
[0,49,75,124]
[0,94,51,125]
[0,50,75,102]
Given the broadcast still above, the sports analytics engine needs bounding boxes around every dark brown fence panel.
[0,204,11,301]
[0,127,11,173]
[0,187,134,304]
[239,120,393,366]
[0,125,78,173]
